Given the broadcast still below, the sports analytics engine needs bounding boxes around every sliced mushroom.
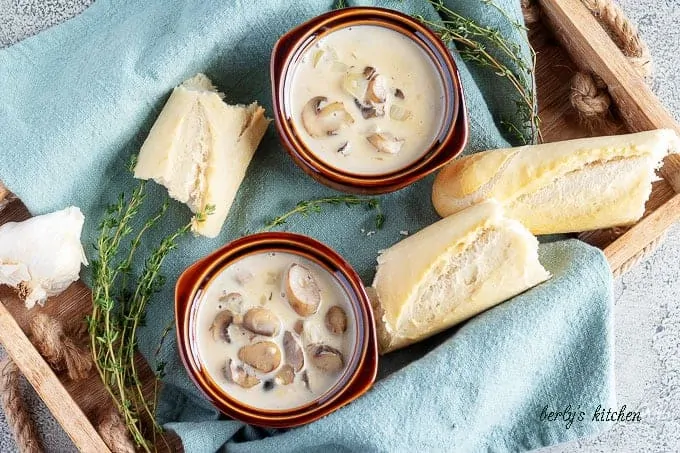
[285,264,321,316]
[354,98,385,120]
[275,364,295,385]
[325,306,348,335]
[366,74,387,104]
[210,310,235,343]
[224,359,260,388]
[294,319,304,335]
[242,307,280,337]
[301,370,311,391]
[337,142,351,155]
[283,331,305,372]
[363,66,376,79]
[238,341,281,373]
[301,97,354,138]
[218,292,244,314]
[367,132,405,154]
[308,344,344,373]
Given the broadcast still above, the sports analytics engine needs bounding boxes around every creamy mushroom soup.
[195,251,356,410]
[289,25,446,175]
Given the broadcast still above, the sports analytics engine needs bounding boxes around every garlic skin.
[0,207,87,308]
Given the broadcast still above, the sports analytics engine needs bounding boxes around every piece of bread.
[134,74,270,238]
[432,130,680,235]
[370,200,550,354]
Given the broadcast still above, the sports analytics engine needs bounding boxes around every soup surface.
[196,251,356,410]
[289,25,446,175]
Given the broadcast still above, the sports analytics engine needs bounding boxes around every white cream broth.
[289,25,446,175]
[195,251,356,411]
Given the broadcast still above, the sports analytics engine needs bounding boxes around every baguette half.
[134,74,270,238]
[370,201,550,354]
[432,130,680,235]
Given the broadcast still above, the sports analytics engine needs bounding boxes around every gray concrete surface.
[0,1,678,452]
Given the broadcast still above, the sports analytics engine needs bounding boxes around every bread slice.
[432,130,680,234]
[370,201,550,354]
[134,74,270,238]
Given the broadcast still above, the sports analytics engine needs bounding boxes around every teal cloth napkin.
[0,0,616,452]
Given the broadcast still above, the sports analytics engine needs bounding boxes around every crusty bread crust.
[432,129,679,235]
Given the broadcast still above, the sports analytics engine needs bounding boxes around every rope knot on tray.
[30,313,92,381]
[0,311,133,452]
[522,0,652,128]
[574,0,651,127]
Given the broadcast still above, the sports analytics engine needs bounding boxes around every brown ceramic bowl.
[271,7,469,194]
[175,232,379,428]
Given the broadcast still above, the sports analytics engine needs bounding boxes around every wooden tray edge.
[539,0,680,272]
[0,301,110,452]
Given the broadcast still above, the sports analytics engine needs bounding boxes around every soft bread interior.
[371,201,549,353]
[508,156,654,234]
[134,74,269,237]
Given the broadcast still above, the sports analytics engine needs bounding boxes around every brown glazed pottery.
[175,232,379,428]
[271,7,469,194]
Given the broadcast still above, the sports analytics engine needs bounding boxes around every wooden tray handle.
[0,301,111,453]
[539,0,680,193]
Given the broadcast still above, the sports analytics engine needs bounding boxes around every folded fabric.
[0,0,616,451]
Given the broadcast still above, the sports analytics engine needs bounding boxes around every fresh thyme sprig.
[89,171,213,452]
[418,0,541,144]
[262,195,385,232]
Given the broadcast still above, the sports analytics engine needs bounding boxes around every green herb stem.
[89,176,209,452]
[262,195,384,232]
[419,0,541,143]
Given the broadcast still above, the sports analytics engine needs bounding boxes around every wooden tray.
[1,0,679,451]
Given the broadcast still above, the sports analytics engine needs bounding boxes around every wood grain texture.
[604,193,680,270]
[0,300,111,453]
[538,0,680,193]
[0,200,182,452]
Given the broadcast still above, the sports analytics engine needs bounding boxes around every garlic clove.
[0,207,87,308]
